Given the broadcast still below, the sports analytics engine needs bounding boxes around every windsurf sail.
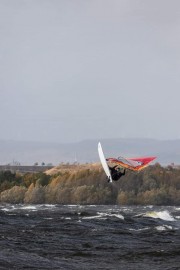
[106,156,156,172]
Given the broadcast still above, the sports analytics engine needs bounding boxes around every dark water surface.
[0,204,179,269]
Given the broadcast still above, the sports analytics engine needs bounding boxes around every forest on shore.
[0,163,180,205]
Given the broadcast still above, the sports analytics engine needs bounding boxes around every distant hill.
[0,138,180,166]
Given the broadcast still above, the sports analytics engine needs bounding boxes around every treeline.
[0,163,180,205]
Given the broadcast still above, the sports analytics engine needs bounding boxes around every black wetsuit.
[109,165,125,181]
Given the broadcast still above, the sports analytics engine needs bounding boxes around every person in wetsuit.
[109,165,126,181]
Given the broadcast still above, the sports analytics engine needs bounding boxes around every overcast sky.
[0,0,180,143]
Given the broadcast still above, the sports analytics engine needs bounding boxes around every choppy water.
[0,204,179,270]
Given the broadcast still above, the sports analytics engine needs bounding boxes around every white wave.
[143,205,154,209]
[20,205,37,210]
[1,204,39,212]
[129,227,150,232]
[155,225,173,231]
[144,210,175,221]
[109,213,124,220]
[82,212,124,220]
[1,208,11,212]
[43,204,56,208]
[82,214,105,220]
[98,212,124,220]
[175,216,180,219]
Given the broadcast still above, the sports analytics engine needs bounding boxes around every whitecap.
[108,213,124,220]
[144,210,175,221]
[155,225,173,231]
[129,227,150,232]
[82,212,124,220]
[20,205,38,210]
[143,205,153,209]
[120,207,133,213]
[82,214,105,220]
[43,204,56,208]
[1,208,11,212]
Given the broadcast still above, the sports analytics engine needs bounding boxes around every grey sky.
[0,0,180,143]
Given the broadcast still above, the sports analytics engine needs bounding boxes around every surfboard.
[98,142,112,182]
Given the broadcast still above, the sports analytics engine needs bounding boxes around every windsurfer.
[109,165,125,181]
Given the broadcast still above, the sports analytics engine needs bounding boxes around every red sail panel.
[106,156,156,172]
